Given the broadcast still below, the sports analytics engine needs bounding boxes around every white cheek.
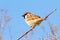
[25,15,28,19]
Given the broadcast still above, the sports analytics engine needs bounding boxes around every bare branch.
[48,21,59,40]
[44,9,56,20]
[17,27,35,40]
[0,33,2,40]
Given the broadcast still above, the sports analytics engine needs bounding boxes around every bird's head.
[22,12,31,18]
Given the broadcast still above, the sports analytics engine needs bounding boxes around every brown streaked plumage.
[22,12,44,28]
[22,8,56,28]
[17,9,56,40]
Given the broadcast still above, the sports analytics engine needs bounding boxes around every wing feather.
[26,14,41,21]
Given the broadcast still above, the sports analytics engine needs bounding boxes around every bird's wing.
[33,14,41,18]
[31,14,41,20]
[26,14,41,21]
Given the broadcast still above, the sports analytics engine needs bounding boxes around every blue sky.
[0,0,60,40]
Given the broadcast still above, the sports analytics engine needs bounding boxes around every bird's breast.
[25,18,43,27]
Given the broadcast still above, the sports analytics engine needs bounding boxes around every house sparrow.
[22,12,44,28]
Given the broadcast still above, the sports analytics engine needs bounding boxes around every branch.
[48,21,59,40]
[17,27,35,40]
[44,9,57,20]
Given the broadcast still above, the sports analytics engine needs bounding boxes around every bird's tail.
[44,9,57,20]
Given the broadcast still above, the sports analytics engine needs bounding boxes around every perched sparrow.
[22,12,44,28]
[22,9,56,29]
[17,9,56,40]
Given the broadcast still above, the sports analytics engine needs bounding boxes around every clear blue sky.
[0,0,60,40]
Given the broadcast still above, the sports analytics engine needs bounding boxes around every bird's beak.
[22,14,24,17]
[22,14,25,18]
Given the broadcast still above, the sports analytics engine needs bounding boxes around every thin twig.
[17,27,35,40]
[44,9,56,20]
[48,21,59,40]
[48,21,55,36]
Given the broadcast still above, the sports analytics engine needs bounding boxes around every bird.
[17,9,56,40]
[22,12,44,29]
[22,9,56,29]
